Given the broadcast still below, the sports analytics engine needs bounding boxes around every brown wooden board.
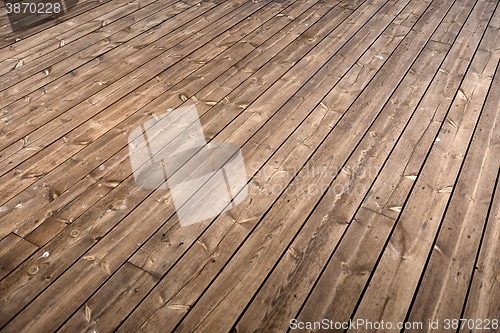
[406,27,500,327]
[296,2,500,330]
[0,0,257,238]
[117,0,463,331]
[18,0,319,248]
[0,0,498,331]
[57,262,159,333]
[0,233,38,280]
[349,0,500,328]
[461,167,500,332]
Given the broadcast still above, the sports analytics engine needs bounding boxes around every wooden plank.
[57,262,158,333]
[0,0,211,111]
[0,1,123,49]
[176,25,451,333]
[296,1,500,327]
[0,0,270,249]
[0,233,38,280]
[0,0,312,329]
[349,0,500,327]
[0,0,335,240]
[0,0,255,227]
[20,0,322,247]
[0,0,145,74]
[116,0,462,331]
[0,0,213,125]
[0,0,373,330]
[406,36,500,326]
[462,168,500,328]
[0,0,207,161]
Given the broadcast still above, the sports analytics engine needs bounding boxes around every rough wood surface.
[0,0,498,332]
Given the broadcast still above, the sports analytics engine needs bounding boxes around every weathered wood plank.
[0,0,255,234]
[0,0,114,49]
[296,1,500,328]
[462,168,500,328]
[57,262,158,333]
[0,0,310,330]
[117,0,463,331]
[406,31,500,325]
[0,233,38,280]
[349,0,500,328]
[20,0,305,247]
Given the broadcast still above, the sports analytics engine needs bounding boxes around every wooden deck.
[0,0,499,332]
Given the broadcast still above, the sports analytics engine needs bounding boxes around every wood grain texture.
[0,233,38,280]
[0,0,498,332]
